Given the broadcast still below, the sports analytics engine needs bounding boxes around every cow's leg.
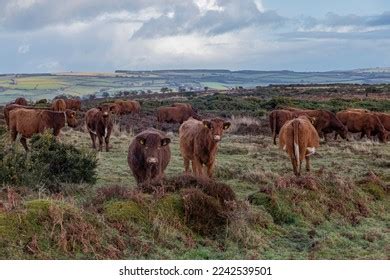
[89,132,97,149]
[98,135,103,151]
[206,161,215,178]
[291,157,299,176]
[20,137,28,151]
[105,135,110,152]
[305,155,311,172]
[183,158,190,174]
[334,132,338,141]
[10,128,18,143]
[193,159,203,177]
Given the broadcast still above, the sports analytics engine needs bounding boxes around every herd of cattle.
[2,97,390,184]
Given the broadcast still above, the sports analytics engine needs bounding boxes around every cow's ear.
[161,137,171,146]
[223,122,231,130]
[110,105,117,112]
[310,117,316,124]
[203,120,211,129]
[97,106,103,111]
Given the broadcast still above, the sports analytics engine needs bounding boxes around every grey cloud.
[132,0,286,38]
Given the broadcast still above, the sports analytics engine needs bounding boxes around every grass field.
[0,117,388,259]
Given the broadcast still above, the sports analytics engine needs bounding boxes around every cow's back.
[179,118,202,158]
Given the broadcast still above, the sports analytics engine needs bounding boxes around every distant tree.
[204,86,209,92]
[102,92,110,99]
[178,86,186,93]
[123,91,130,97]
[89,94,96,100]
[160,87,169,93]
[147,89,152,94]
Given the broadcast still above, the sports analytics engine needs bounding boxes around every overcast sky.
[1,0,390,73]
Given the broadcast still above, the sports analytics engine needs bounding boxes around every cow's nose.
[214,135,221,141]
[147,157,158,164]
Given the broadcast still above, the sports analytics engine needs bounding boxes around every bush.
[0,132,97,190]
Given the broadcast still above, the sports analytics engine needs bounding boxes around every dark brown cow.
[279,115,320,176]
[269,110,296,145]
[337,111,388,143]
[65,99,81,111]
[51,99,66,112]
[156,106,199,124]
[85,104,116,152]
[9,108,77,151]
[14,97,28,106]
[179,117,230,177]
[127,129,171,187]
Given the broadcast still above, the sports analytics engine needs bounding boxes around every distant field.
[1,69,390,104]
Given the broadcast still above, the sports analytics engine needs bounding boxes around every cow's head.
[98,104,117,118]
[65,109,77,127]
[202,118,231,142]
[136,132,171,165]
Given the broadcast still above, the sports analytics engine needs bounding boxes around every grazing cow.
[179,117,231,177]
[279,115,320,176]
[127,129,171,187]
[51,99,66,112]
[64,99,81,111]
[9,109,77,151]
[114,100,140,115]
[172,102,197,112]
[14,97,28,106]
[269,110,296,145]
[156,106,200,124]
[337,111,388,143]
[85,104,116,152]
[375,112,390,133]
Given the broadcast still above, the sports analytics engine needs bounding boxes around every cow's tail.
[293,120,300,169]
[272,113,277,144]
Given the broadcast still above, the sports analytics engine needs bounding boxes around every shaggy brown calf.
[65,99,81,111]
[14,97,28,106]
[179,117,231,177]
[85,104,116,152]
[156,106,199,124]
[279,115,320,176]
[9,108,77,151]
[127,129,171,187]
[51,99,67,112]
[336,111,388,143]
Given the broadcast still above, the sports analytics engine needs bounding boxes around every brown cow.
[337,111,388,143]
[65,99,81,111]
[127,129,171,187]
[85,104,116,152]
[172,102,197,112]
[281,108,348,141]
[14,97,28,106]
[51,99,66,112]
[375,112,390,133]
[9,108,77,151]
[279,115,320,176]
[114,100,140,115]
[179,117,231,177]
[156,106,199,124]
[269,110,296,145]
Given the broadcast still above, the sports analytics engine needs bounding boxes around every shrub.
[0,132,97,190]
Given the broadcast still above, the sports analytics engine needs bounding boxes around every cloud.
[17,43,30,54]
[0,0,390,72]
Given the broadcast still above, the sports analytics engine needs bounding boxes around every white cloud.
[254,0,265,12]
[17,43,30,54]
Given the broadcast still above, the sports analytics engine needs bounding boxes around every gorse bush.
[0,131,97,189]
